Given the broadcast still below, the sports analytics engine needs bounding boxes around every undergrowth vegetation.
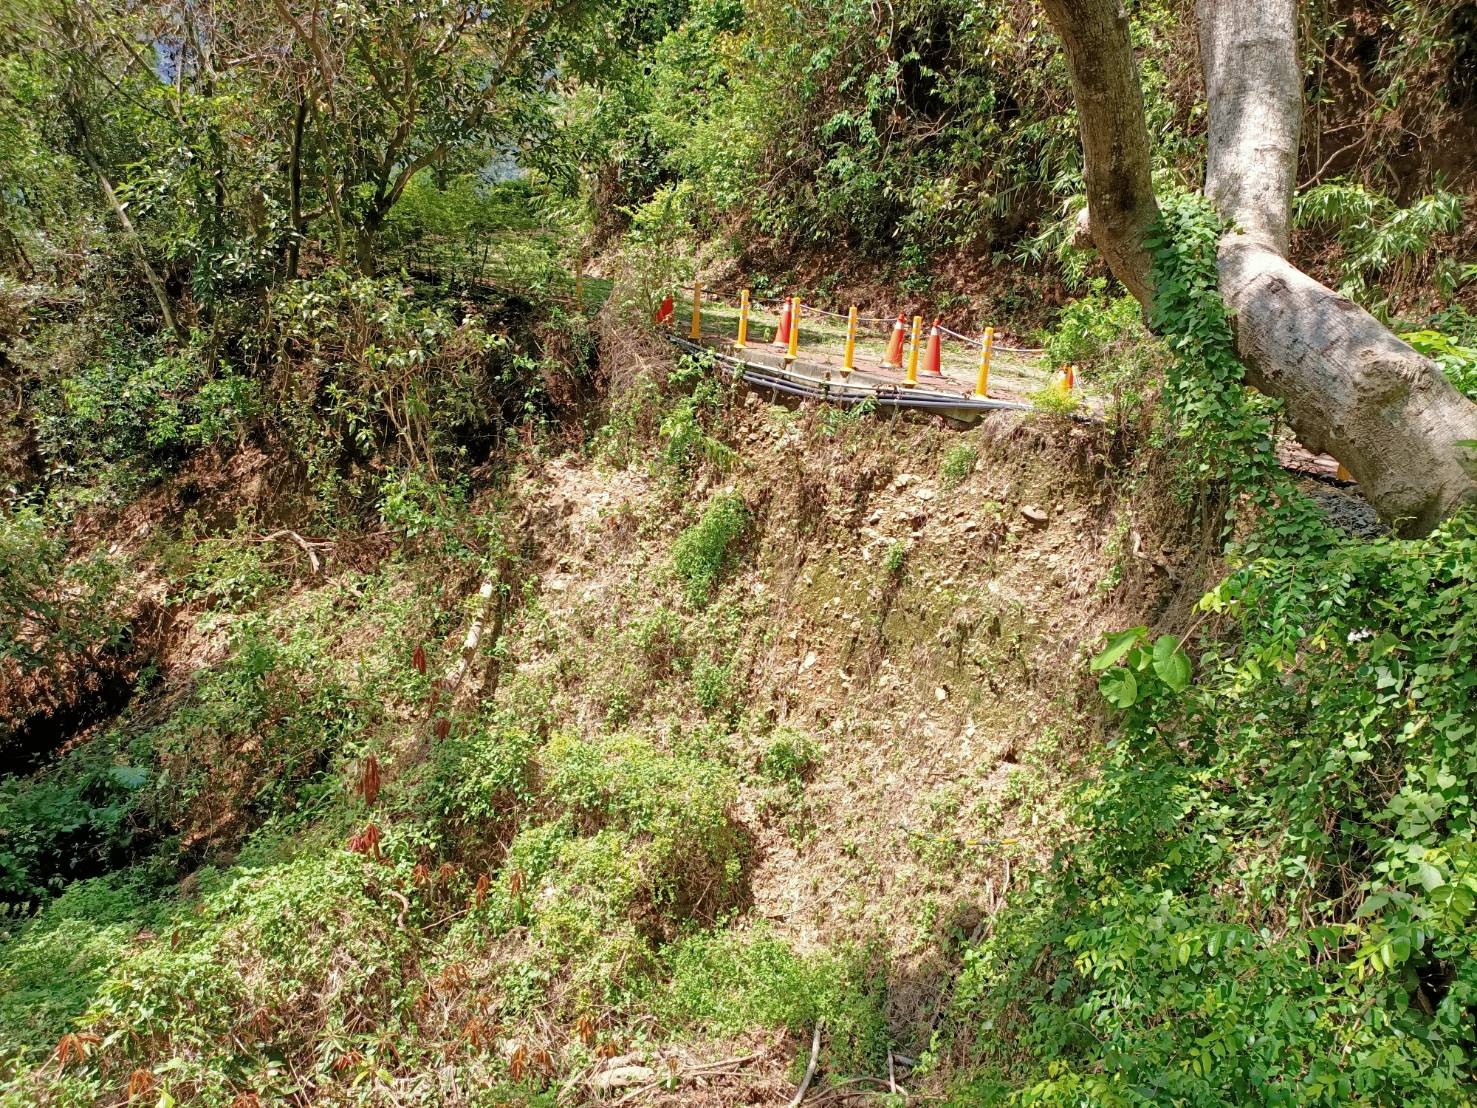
[2,0,1476,1103]
[931,195,1477,1105]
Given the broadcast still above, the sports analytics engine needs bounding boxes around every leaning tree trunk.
[1039,0,1158,306]
[1199,0,1477,534]
[1043,0,1477,534]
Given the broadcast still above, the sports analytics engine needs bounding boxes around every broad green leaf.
[107,765,151,790]
[1369,631,1401,660]
[1099,668,1139,709]
[1416,862,1445,891]
[1152,635,1191,692]
[1092,627,1146,671]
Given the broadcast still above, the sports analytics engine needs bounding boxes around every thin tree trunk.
[77,137,190,344]
[1198,0,1477,533]
[286,95,307,278]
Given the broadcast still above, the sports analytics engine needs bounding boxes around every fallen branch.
[440,578,496,698]
[788,1023,823,1108]
[258,529,333,574]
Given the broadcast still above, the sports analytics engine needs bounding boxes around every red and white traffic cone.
[772,297,793,348]
[922,318,943,375]
[881,314,906,368]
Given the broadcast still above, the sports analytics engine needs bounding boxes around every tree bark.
[1197,0,1477,533]
[1042,0,1477,533]
[1038,0,1158,306]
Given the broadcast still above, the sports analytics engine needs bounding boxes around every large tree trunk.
[1039,0,1158,306]
[1042,0,1477,534]
[1198,0,1477,534]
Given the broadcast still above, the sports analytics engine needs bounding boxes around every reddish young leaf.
[355,754,381,806]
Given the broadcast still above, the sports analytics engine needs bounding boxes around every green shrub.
[672,492,751,604]
[0,503,131,675]
[1042,280,1146,371]
[1028,382,1080,417]
[0,749,150,902]
[882,540,907,578]
[691,657,735,714]
[34,343,258,482]
[1403,327,1477,402]
[0,871,169,1056]
[939,443,978,489]
[423,725,538,852]
[663,931,891,1075]
[26,852,415,1103]
[757,730,819,790]
[1294,181,1464,313]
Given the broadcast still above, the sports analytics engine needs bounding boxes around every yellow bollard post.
[842,306,858,376]
[786,298,802,363]
[902,315,922,387]
[736,289,751,350]
[974,326,994,398]
[690,281,703,340]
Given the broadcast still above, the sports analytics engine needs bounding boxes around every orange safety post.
[690,281,703,340]
[923,318,943,375]
[736,288,751,350]
[773,297,793,348]
[973,326,994,398]
[655,294,674,326]
[786,298,802,363]
[1066,363,1076,391]
[903,315,923,387]
[882,314,906,368]
[842,306,858,376]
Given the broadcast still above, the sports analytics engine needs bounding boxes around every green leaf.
[1152,635,1191,692]
[107,765,151,790]
[1369,631,1401,660]
[1099,668,1139,709]
[1092,627,1146,671]
[1416,863,1445,892]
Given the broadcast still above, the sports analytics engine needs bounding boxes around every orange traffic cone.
[772,298,793,348]
[922,318,943,375]
[1065,363,1076,390]
[882,314,906,368]
[654,295,674,326]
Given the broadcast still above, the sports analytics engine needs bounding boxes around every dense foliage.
[1,0,1476,1104]
[937,196,1477,1104]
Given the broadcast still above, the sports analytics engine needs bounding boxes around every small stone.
[916,487,935,501]
[934,686,948,701]
[1021,504,1049,524]
[801,651,818,670]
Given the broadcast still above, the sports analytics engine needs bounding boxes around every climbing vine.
[941,192,1477,1106]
